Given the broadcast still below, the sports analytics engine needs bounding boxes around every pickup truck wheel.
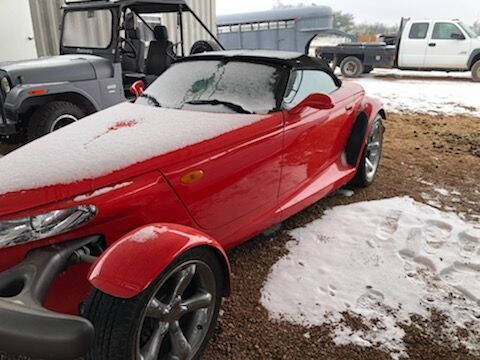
[350,115,384,188]
[28,101,85,141]
[472,60,480,82]
[84,248,223,360]
[340,57,364,78]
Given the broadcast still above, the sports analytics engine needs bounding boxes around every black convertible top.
[179,50,342,86]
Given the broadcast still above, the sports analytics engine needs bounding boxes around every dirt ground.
[1,112,479,360]
[202,112,480,360]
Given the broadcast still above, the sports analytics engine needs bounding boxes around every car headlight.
[1,77,11,94]
[0,205,97,249]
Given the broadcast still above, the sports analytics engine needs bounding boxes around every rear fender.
[345,97,385,166]
[88,224,231,299]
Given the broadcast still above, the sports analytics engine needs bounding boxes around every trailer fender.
[88,224,231,299]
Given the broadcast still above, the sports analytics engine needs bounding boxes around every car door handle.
[345,105,353,111]
[428,43,436,47]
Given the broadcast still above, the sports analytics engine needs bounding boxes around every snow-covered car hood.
[0,55,113,85]
[0,102,262,216]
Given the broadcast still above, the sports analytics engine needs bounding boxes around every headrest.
[124,12,135,31]
[154,25,168,41]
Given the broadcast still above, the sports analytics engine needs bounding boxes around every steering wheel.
[119,37,137,60]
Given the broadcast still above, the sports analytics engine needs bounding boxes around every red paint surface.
[0,81,384,313]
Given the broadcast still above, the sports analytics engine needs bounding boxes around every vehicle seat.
[145,25,173,77]
[122,14,145,73]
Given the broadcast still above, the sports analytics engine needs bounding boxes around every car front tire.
[84,248,223,360]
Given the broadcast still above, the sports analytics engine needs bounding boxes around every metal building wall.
[28,0,216,58]
[29,0,64,57]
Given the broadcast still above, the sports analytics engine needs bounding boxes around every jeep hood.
[0,55,114,85]
[0,102,262,217]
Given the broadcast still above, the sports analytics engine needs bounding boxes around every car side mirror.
[451,33,465,40]
[289,93,335,114]
[129,80,145,98]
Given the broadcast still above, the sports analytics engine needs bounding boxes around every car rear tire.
[350,115,385,188]
[84,248,223,360]
[472,60,480,82]
[28,101,85,141]
[340,56,364,78]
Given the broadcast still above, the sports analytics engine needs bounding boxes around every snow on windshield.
[143,61,281,114]
[0,103,262,195]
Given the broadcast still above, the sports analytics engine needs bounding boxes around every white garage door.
[0,0,38,62]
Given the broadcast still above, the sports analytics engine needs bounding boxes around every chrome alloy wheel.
[50,114,78,132]
[137,261,217,360]
[365,117,384,183]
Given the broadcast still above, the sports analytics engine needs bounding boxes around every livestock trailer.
[217,6,334,53]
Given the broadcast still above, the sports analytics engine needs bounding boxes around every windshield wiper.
[140,93,162,108]
[186,100,252,114]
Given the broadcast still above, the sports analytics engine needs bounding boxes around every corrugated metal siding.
[29,0,64,57]
[29,0,216,57]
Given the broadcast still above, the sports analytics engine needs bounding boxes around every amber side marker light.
[181,170,205,185]
[29,89,47,96]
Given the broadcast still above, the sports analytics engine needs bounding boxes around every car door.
[398,22,430,68]
[279,69,353,197]
[424,22,470,69]
[163,113,284,231]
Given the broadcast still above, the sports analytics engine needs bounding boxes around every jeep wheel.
[28,101,85,141]
[340,56,364,78]
[84,248,223,360]
[472,60,480,82]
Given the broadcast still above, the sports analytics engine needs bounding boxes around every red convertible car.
[0,50,385,360]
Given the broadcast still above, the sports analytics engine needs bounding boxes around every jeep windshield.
[62,9,113,49]
[139,60,286,115]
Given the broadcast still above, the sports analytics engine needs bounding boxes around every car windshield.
[458,22,478,38]
[139,60,285,114]
[62,9,113,48]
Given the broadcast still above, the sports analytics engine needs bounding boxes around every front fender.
[88,224,231,299]
[5,82,100,114]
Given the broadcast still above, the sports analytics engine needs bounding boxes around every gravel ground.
[202,112,480,360]
[1,112,479,360]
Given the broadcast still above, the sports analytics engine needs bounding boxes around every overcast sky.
[217,0,479,26]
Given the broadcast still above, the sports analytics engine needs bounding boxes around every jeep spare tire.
[28,101,85,141]
[190,40,222,55]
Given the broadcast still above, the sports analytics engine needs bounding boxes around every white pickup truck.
[316,18,480,81]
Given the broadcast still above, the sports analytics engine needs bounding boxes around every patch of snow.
[0,103,262,195]
[261,197,480,358]
[74,182,132,202]
[337,189,354,197]
[434,187,450,196]
[345,75,480,116]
